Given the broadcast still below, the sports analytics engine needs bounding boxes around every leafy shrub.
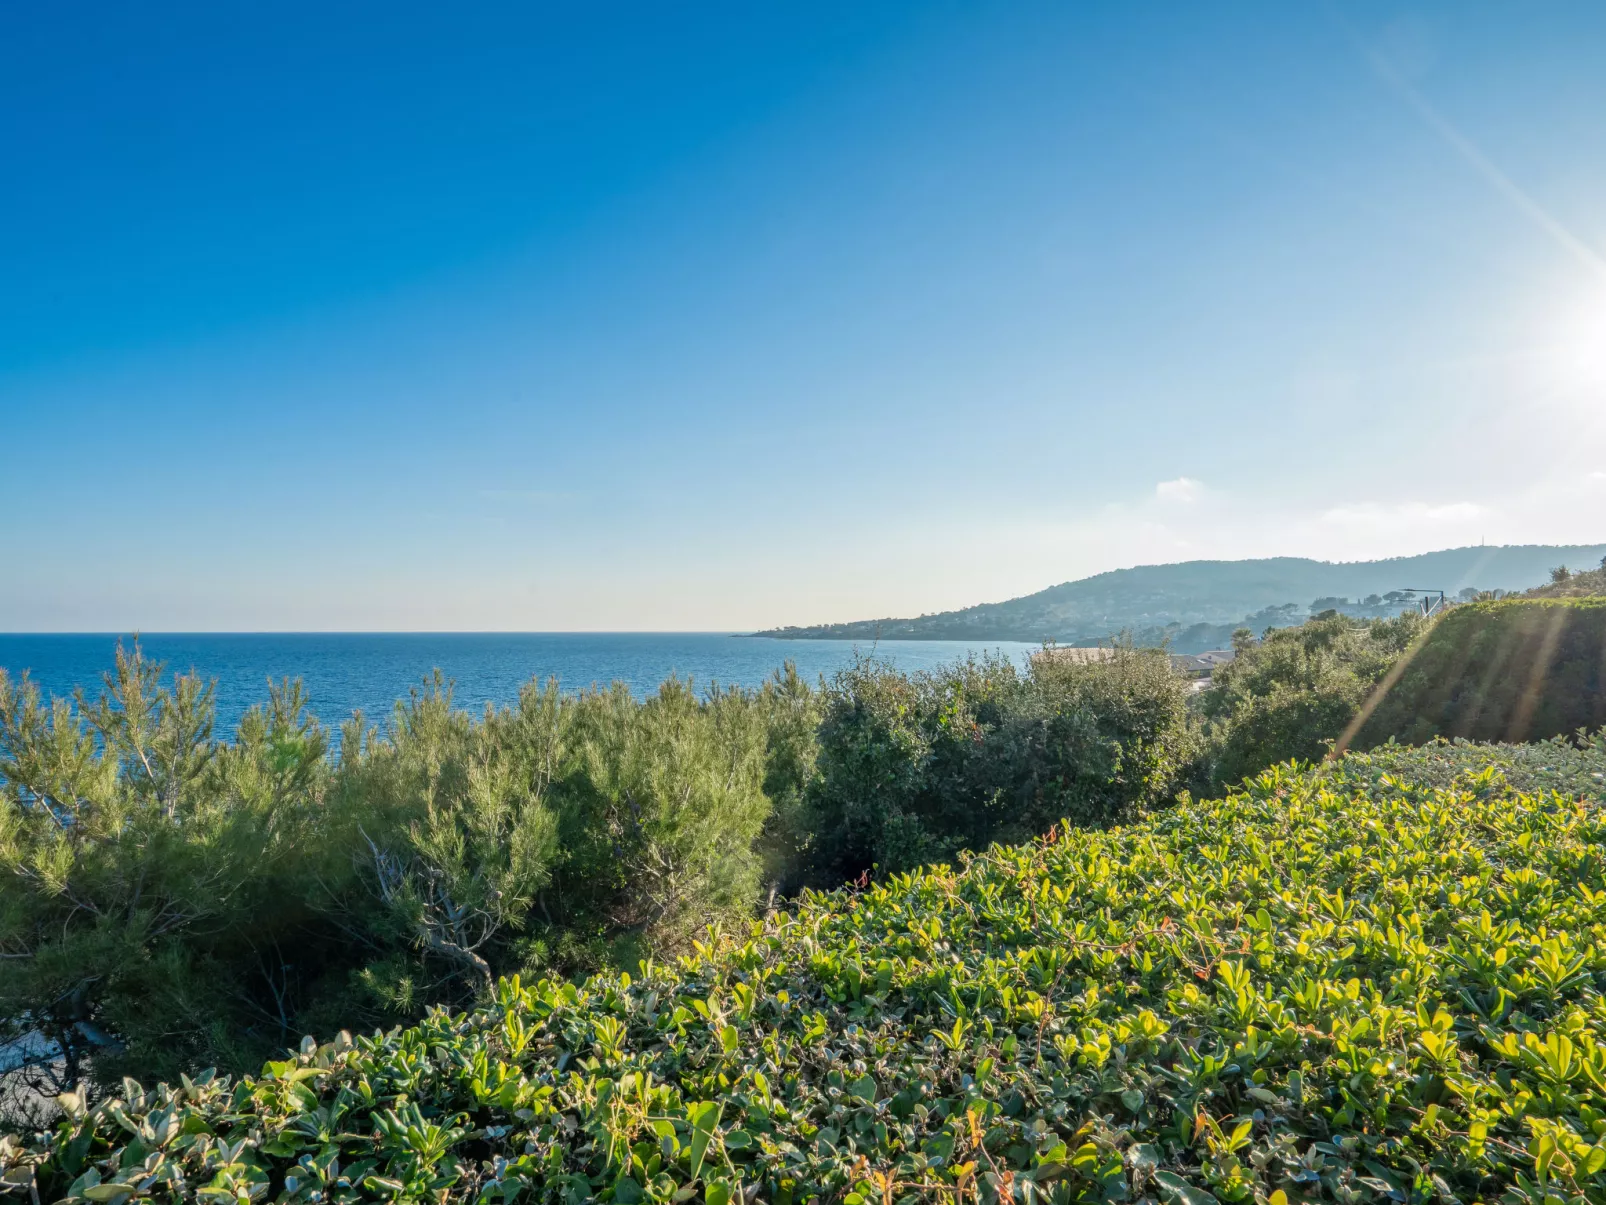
[1358,598,1606,746]
[10,753,1606,1204]
[797,653,1020,885]
[798,646,1196,884]
[751,666,826,895]
[1022,644,1202,823]
[1197,611,1423,789]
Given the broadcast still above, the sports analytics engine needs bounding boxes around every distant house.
[1169,648,1236,690]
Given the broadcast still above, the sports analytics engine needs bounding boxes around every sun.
[1552,286,1606,391]
[1523,281,1606,404]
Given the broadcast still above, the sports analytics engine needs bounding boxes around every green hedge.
[7,745,1606,1204]
[1361,598,1606,746]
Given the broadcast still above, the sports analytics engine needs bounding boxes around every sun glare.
[1555,288,1606,390]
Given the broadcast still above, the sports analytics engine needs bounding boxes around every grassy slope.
[1362,599,1606,746]
[5,743,1606,1205]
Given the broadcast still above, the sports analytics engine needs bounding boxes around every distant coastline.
[739,624,1068,643]
[747,544,1606,653]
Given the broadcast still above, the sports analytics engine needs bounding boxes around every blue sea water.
[0,633,1040,736]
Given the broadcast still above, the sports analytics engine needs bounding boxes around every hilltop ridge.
[751,542,1606,651]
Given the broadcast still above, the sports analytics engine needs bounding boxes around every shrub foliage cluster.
[794,647,1196,887]
[1195,613,1422,790]
[6,749,1606,1204]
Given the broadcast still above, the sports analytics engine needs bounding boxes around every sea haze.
[0,633,1041,736]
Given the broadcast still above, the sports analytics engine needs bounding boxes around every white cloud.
[1155,477,1203,504]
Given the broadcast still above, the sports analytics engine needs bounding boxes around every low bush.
[1327,731,1606,801]
[1195,593,1606,790]
[8,751,1606,1203]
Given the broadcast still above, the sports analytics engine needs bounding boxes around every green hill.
[753,544,1606,650]
[8,742,1606,1204]
[1362,596,1606,746]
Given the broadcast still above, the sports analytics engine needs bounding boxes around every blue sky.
[3,1,1605,630]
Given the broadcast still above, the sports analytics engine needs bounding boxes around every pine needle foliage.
[0,646,790,1108]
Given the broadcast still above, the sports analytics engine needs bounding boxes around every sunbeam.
[1367,43,1606,286]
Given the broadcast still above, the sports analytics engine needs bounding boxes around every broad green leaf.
[1154,1171,1219,1205]
[686,1102,721,1178]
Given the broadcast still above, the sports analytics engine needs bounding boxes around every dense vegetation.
[1195,612,1424,790]
[0,651,802,1106]
[5,744,1606,1205]
[793,648,1195,887]
[0,643,1194,1110]
[1528,561,1606,600]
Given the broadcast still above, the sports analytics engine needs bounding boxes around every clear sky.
[3,1,1604,631]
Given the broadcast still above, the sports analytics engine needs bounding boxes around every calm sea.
[0,633,1040,736]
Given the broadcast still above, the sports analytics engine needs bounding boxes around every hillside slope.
[1363,597,1606,746]
[8,742,1606,1204]
[754,543,1606,648]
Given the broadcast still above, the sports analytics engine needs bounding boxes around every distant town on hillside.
[750,544,1606,653]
